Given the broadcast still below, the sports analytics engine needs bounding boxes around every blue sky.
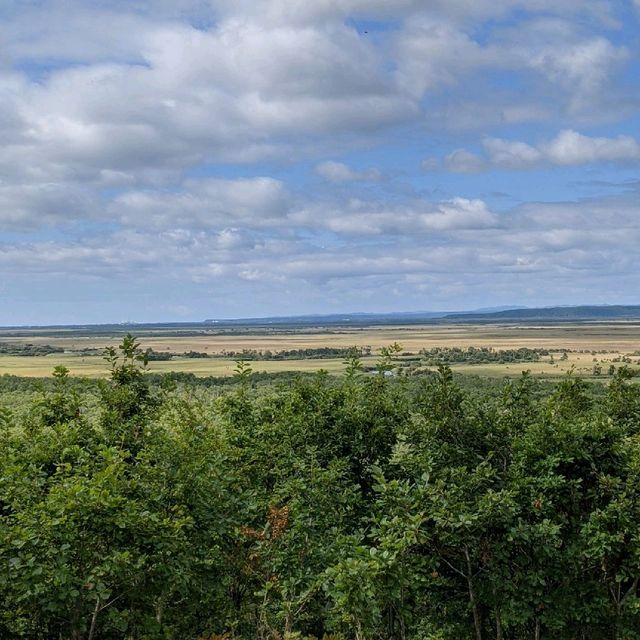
[0,0,639,324]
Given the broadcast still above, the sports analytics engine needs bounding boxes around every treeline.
[145,346,555,363]
[2,337,640,639]
[419,346,549,365]
[142,346,374,361]
[217,346,372,360]
[0,343,64,357]
[144,349,211,361]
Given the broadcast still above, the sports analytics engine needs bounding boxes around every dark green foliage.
[144,348,174,361]
[419,346,549,365]
[0,343,64,356]
[182,350,210,358]
[217,346,372,361]
[2,338,640,639]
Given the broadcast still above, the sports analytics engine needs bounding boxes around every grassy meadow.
[1,321,639,378]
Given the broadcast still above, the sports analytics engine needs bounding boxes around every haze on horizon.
[0,0,639,325]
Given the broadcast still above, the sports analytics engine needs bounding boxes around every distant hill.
[205,305,640,327]
[4,305,640,334]
[204,311,450,327]
[443,305,640,322]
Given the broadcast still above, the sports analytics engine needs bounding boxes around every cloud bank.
[0,0,638,322]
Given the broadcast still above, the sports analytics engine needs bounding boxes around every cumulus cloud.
[422,198,498,231]
[0,183,100,230]
[395,20,496,98]
[315,161,382,182]
[212,0,615,26]
[0,0,638,321]
[3,186,640,321]
[481,139,544,170]
[421,157,441,171]
[395,12,627,119]
[543,42,627,112]
[542,130,640,165]
[444,149,487,174]
[3,191,638,282]
[292,196,498,236]
[445,130,640,172]
[113,177,291,229]
[0,11,415,196]
[0,0,628,199]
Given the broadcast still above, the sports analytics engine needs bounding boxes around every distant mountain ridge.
[204,305,640,326]
[4,305,640,333]
[205,311,449,326]
[443,305,640,322]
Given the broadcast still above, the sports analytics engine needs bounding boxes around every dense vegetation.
[0,343,64,357]
[141,347,373,361]
[216,347,373,361]
[1,337,640,639]
[142,346,550,364]
[418,347,549,365]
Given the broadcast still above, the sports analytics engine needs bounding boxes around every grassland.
[0,322,638,378]
[0,353,352,378]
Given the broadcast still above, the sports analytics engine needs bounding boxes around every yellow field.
[0,353,357,378]
[449,352,624,378]
[0,322,638,378]
[2,322,640,353]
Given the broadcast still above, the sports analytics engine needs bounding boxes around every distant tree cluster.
[144,349,212,360]
[143,348,174,361]
[217,346,372,360]
[2,337,640,638]
[419,346,549,365]
[140,347,374,362]
[182,350,210,358]
[0,343,64,357]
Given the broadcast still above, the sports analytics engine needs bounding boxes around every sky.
[0,0,639,325]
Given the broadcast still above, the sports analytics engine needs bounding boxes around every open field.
[1,322,639,378]
[0,353,353,378]
[3,321,640,352]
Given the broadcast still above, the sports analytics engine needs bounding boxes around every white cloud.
[395,20,497,98]
[294,196,498,235]
[3,188,640,320]
[394,12,627,118]
[0,14,413,196]
[212,0,614,26]
[421,157,441,171]
[482,138,544,170]
[0,0,638,321]
[524,36,628,112]
[446,130,640,172]
[315,161,382,182]
[0,183,99,229]
[113,177,291,229]
[3,191,638,281]
[542,130,640,165]
[0,0,626,202]
[444,149,487,173]
[421,198,498,231]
